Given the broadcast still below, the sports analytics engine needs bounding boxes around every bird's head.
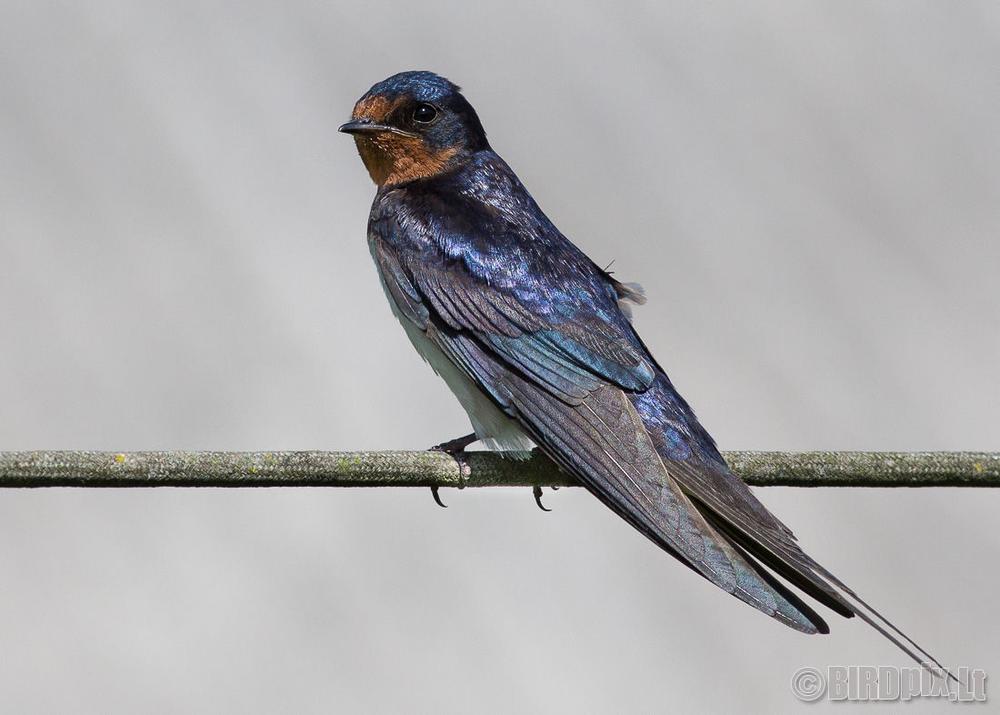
[340,71,488,187]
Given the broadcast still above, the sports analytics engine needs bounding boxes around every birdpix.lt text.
[791,665,987,703]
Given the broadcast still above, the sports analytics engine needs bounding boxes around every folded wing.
[370,196,950,672]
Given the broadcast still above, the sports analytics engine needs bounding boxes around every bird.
[340,70,950,674]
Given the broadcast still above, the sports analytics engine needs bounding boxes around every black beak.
[338,121,418,138]
[339,120,389,135]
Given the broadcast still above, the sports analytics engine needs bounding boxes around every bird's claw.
[428,432,477,508]
[430,484,448,509]
[533,485,552,512]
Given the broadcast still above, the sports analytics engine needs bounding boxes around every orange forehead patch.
[351,95,404,123]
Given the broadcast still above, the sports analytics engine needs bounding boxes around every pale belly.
[373,258,535,454]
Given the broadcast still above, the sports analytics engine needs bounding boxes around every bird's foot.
[430,433,478,454]
[428,432,478,508]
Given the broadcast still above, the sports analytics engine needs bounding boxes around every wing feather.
[425,319,825,633]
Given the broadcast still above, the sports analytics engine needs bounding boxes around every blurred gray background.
[1,1,998,713]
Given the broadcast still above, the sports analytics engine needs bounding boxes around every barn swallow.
[340,71,950,674]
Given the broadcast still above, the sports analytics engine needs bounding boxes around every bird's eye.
[412,103,438,124]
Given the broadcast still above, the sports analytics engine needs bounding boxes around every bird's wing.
[368,172,951,673]
[371,220,827,633]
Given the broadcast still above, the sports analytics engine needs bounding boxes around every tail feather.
[812,564,957,682]
[693,492,955,681]
[701,505,855,619]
